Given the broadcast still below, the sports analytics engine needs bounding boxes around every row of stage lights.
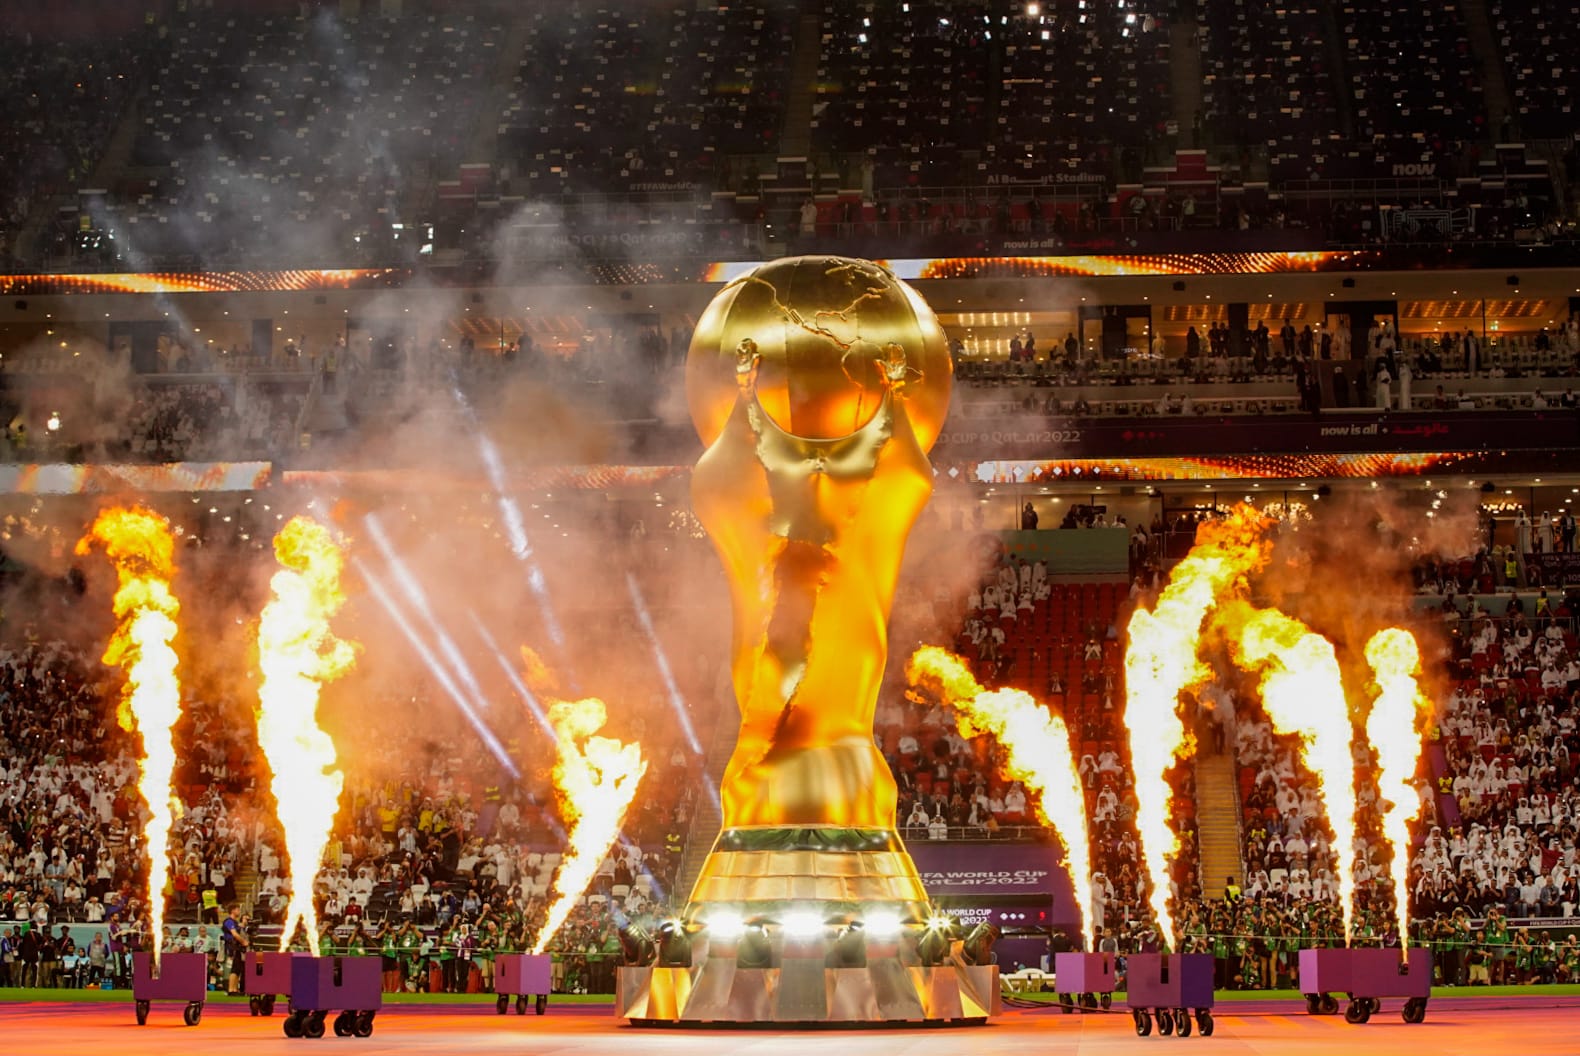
[620,910,999,971]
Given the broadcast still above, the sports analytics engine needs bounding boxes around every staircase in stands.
[1193,748,1243,900]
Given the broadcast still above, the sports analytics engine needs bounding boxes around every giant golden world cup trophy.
[617,257,999,1026]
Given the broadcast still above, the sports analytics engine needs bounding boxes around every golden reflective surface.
[688,257,952,831]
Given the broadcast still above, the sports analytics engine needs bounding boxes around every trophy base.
[616,964,1000,1026]
[619,827,1000,1026]
[681,827,930,918]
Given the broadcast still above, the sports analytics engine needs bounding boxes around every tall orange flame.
[1364,628,1432,953]
[524,648,647,955]
[906,646,1095,950]
[1218,602,1358,945]
[256,516,357,956]
[1122,506,1272,949]
[77,507,184,963]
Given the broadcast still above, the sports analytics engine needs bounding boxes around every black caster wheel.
[284,1012,305,1038]
[1196,1010,1214,1037]
[1345,1001,1370,1024]
[265,996,277,1017]
[183,1002,202,1027]
[1174,1008,1191,1037]
[1134,1009,1153,1037]
[1402,998,1426,1024]
[135,1000,150,1026]
[1100,992,1112,1010]
[304,1011,327,1038]
[515,995,528,1015]
[249,996,261,1017]
[1059,992,1074,1014]
[1305,994,1321,1015]
[354,1012,375,1037]
[1321,994,1339,1015]
[535,994,548,1016]
[496,995,509,1015]
[333,1011,354,1037]
[1156,1008,1174,1036]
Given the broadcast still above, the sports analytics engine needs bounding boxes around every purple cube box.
[496,953,553,996]
[1301,947,1430,999]
[1054,951,1117,994]
[131,952,208,1002]
[243,951,298,996]
[289,955,384,1013]
[1125,952,1215,1010]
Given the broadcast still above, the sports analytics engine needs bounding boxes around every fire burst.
[256,516,357,955]
[77,507,184,963]
[1219,603,1359,945]
[525,648,647,955]
[1364,628,1432,952]
[1122,506,1271,949]
[906,646,1096,951]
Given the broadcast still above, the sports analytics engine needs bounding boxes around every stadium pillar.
[251,319,273,361]
[1226,303,1249,358]
[108,321,162,374]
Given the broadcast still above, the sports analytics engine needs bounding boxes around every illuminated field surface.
[6,997,1579,1055]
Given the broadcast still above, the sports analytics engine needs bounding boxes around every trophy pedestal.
[618,827,999,1026]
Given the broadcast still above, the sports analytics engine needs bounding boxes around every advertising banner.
[1527,552,1580,586]
[905,840,1076,930]
[932,409,1580,461]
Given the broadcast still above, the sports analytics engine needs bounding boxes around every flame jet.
[1218,602,1359,945]
[256,516,358,955]
[906,646,1096,951]
[524,648,648,954]
[1122,506,1272,949]
[1364,628,1433,954]
[77,507,184,963]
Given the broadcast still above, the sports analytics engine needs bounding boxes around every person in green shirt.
[395,921,423,992]
[377,921,400,992]
[474,912,499,992]
[1484,909,1511,985]
[438,922,460,993]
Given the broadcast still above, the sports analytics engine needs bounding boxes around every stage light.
[617,922,656,966]
[656,920,692,968]
[918,925,952,968]
[961,922,1001,966]
[706,911,746,940]
[828,923,867,968]
[926,913,953,932]
[783,911,824,939]
[864,910,903,938]
[737,924,773,969]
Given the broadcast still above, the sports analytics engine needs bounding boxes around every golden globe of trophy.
[617,257,999,1025]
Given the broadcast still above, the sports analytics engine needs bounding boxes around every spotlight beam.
[355,559,518,778]
[364,515,494,709]
[466,610,554,739]
[625,571,703,755]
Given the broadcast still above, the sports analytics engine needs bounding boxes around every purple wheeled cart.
[1124,952,1216,1038]
[282,955,383,1039]
[494,954,553,1016]
[131,951,209,1026]
[1298,946,1432,1024]
[1053,951,1117,1013]
[243,951,299,1016]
